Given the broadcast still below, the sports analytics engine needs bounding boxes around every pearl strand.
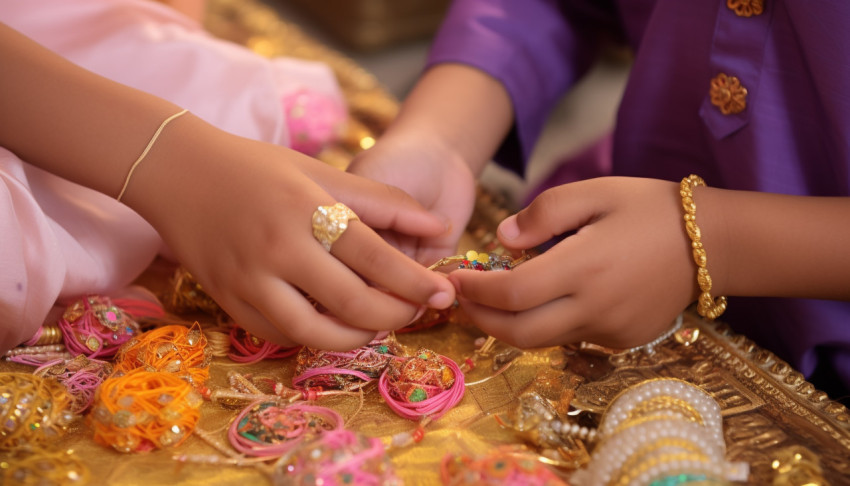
[570,379,749,486]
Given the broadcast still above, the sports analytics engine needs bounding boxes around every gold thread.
[116,109,189,202]
[680,175,727,320]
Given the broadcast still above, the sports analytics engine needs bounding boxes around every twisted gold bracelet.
[680,175,727,320]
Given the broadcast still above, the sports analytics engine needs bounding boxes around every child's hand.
[347,130,476,266]
[125,116,456,351]
[447,177,698,350]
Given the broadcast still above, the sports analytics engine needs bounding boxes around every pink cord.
[378,355,465,421]
[22,326,44,347]
[228,400,343,457]
[291,342,397,391]
[292,367,373,389]
[227,326,300,363]
[33,356,112,413]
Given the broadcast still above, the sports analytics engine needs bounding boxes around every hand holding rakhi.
[448,177,696,350]
[123,115,455,351]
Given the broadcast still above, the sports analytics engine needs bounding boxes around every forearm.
[0,23,181,198]
[696,187,850,300]
[389,63,514,176]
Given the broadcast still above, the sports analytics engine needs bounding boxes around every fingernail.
[440,215,452,235]
[498,215,520,240]
[428,291,453,309]
[406,306,426,325]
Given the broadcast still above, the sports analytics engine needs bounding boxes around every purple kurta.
[428,0,850,393]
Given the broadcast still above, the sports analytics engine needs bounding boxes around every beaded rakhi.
[89,369,204,453]
[378,348,465,422]
[56,294,164,359]
[0,372,76,450]
[228,400,343,458]
[33,355,113,414]
[0,445,90,486]
[273,428,400,486]
[441,448,568,486]
[292,335,405,393]
[228,325,300,364]
[112,323,212,392]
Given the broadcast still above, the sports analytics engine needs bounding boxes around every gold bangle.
[680,175,727,320]
[116,108,189,202]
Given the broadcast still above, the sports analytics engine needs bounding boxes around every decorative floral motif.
[727,0,764,17]
[709,73,748,115]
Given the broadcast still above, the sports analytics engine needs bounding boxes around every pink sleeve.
[0,149,162,352]
[1,0,346,153]
[0,0,349,351]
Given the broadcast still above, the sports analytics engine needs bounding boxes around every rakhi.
[0,445,90,486]
[112,322,212,392]
[210,371,363,411]
[56,294,164,359]
[496,392,598,449]
[163,266,223,316]
[292,335,404,392]
[428,249,531,272]
[0,372,76,450]
[441,448,568,486]
[272,429,400,486]
[89,369,204,453]
[33,355,114,414]
[378,348,465,422]
[228,325,300,364]
[4,343,70,367]
[227,400,343,457]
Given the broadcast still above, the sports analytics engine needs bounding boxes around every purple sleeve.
[426,0,619,174]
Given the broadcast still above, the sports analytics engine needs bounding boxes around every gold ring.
[311,203,359,251]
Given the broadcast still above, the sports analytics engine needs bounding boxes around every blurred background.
[260,0,631,210]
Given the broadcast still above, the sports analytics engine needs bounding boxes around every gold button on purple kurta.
[727,0,764,17]
[709,73,748,115]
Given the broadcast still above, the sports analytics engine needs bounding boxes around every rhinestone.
[85,336,101,352]
[112,410,135,428]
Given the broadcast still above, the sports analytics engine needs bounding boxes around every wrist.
[117,113,214,227]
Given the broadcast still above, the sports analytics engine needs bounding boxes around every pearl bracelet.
[571,379,749,486]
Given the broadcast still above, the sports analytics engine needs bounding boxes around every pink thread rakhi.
[378,349,465,422]
[291,336,404,392]
[274,429,400,486]
[228,400,343,457]
[227,325,300,364]
[57,294,164,359]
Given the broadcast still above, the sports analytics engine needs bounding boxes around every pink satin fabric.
[0,0,346,351]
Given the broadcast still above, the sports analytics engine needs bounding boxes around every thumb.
[498,185,597,249]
